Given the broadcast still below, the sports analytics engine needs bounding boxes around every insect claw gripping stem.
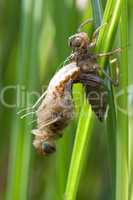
[95,48,121,57]
[109,58,119,86]
[99,57,119,87]
[89,23,107,48]
[92,23,107,38]
[77,19,93,33]
[95,48,121,86]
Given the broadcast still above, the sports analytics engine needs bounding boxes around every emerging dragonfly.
[18,19,120,155]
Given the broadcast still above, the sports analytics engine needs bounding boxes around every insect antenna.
[77,18,93,33]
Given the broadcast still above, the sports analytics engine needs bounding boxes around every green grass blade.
[49,1,81,199]
[95,1,128,200]
[91,0,103,24]
[6,0,42,199]
[65,102,93,200]
[65,2,102,199]
[129,1,133,199]
[95,1,123,199]
[116,1,128,200]
[92,1,117,199]
[19,0,43,199]
[96,0,122,67]
[6,0,34,199]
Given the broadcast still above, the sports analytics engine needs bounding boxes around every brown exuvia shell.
[32,62,80,155]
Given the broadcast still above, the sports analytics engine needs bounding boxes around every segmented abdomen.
[85,83,107,121]
[79,73,108,121]
[36,62,79,139]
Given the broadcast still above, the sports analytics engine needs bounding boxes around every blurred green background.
[0,0,131,200]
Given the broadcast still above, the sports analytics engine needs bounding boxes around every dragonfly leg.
[89,23,107,48]
[77,18,93,32]
[95,48,121,57]
[99,58,119,86]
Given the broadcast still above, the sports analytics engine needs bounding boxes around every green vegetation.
[0,0,130,199]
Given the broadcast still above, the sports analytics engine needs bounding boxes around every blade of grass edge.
[129,0,133,198]
[96,1,123,200]
[116,0,128,200]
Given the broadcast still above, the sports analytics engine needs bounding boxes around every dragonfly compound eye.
[42,142,56,154]
[68,32,89,50]
[73,37,82,47]
[69,37,82,49]
[69,36,82,49]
